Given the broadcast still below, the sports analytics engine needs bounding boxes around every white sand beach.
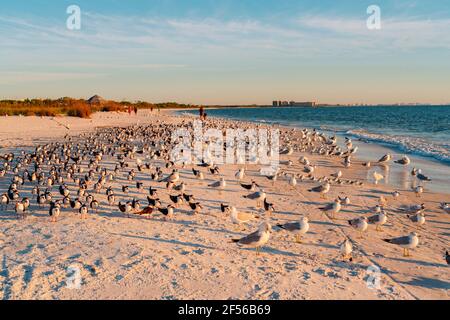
[0,110,448,300]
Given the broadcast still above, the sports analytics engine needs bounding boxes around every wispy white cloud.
[0,71,103,84]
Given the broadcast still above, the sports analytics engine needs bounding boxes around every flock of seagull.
[0,118,449,266]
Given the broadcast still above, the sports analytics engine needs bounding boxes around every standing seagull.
[407,212,426,228]
[340,239,353,262]
[378,154,391,164]
[243,190,266,208]
[308,183,330,199]
[277,216,309,243]
[373,171,384,185]
[348,217,368,237]
[231,222,272,255]
[368,210,388,231]
[319,199,341,219]
[383,232,419,257]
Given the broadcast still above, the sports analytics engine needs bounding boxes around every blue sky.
[1,0,450,104]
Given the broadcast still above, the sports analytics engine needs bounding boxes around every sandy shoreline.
[0,110,449,300]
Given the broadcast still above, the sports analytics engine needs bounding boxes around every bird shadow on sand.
[399,276,450,290]
[110,233,217,250]
[385,256,448,268]
[240,246,301,257]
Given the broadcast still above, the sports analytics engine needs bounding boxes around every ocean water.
[180,105,450,193]
[185,105,450,164]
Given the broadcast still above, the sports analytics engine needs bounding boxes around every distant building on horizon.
[273,100,316,107]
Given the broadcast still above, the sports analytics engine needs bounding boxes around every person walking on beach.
[134,106,138,115]
[199,106,204,120]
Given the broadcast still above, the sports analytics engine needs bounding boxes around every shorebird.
[240,181,258,192]
[440,202,450,214]
[392,191,400,199]
[231,222,272,255]
[407,212,426,228]
[263,198,275,216]
[209,178,226,192]
[235,168,245,181]
[394,155,410,165]
[243,190,266,208]
[377,154,391,164]
[1,193,9,210]
[340,239,353,261]
[445,251,450,265]
[416,170,431,182]
[338,196,351,205]
[331,170,343,179]
[373,171,384,185]
[319,199,341,219]
[288,174,297,189]
[15,202,25,220]
[413,185,424,197]
[79,204,88,219]
[348,217,368,237]
[188,201,203,215]
[277,216,309,243]
[228,206,258,229]
[49,202,61,222]
[383,232,419,257]
[158,205,175,220]
[368,210,387,231]
[308,182,330,199]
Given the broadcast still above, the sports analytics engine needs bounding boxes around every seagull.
[308,182,330,199]
[340,239,353,261]
[378,154,391,164]
[209,178,226,191]
[394,155,410,165]
[413,185,424,197]
[228,206,258,228]
[373,171,384,185]
[383,232,419,257]
[277,216,309,243]
[243,190,266,208]
[416,170,431,182]
[392,191,400,199]
[331,170,343,179]
[338,196,351,206]
[231,222,272,255]
[348,217,368,237]
[288,175,297,189]
[235,168,245,181]
[319,199,341,219]
[440,202,450,214]
[368,210,387,231]
[407,212,426,228]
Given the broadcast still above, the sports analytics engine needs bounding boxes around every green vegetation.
[0,98,199,118]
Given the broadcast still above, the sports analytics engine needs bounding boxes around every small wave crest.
[347,129,450,164]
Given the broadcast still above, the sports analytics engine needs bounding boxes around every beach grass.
[0,98,199,118]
